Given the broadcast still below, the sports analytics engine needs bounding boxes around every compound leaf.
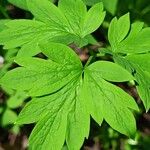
[0,0,105,56]
[107,14,150,110]
[1,43,138,149]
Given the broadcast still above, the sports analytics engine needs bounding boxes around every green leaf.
[0,0,105,57]
[85,61,134,82]
[1,43,138,149]
[4,48,18,62]
[125,22,144,39]
[0,43,82,96]
[107,14,150,110]
[126,53,150,73]
[29,110,68,150]
[108,13,130,51]
[0,20,50,49]
[108,14,150,54]
[28,0,69,29]
[17,41,41,57]
[58,0,105,37]
[66,81,90,150]
[108,17,118,50]
[82,2,105,36]
[125,56,150,110]
[62,145,68,150]
[58,0,87,36]
[135,69,150,111]
[0,19,10,32]
[40,42,82,66]
[118,27,150,54]
[116,13,130,43]
[16,80,76,125]
[18,79,89,150]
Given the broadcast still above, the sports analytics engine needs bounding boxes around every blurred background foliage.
[0,0,150,149]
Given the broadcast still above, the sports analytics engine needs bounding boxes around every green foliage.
[0,20,27,135]
[104,13,150,110]
[0,42,139,149]
[0,0,150,149]
[0,0,105,57]
[9,0,118,14]
[0,19,10,32]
